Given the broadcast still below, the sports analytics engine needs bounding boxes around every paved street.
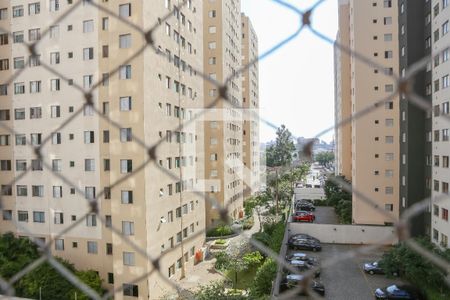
[314,206,339,224]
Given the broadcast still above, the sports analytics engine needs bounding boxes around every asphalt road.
[314,206,339,224]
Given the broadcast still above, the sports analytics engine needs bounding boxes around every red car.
[292,211,315,222]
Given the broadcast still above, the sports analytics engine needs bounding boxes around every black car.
[296,202,315,212]
[288,239,322,251]
[364,261,399,276]
[288,234,320,244]
[279,274,325,296]
[374,284,425,300]
[285,252,318,265]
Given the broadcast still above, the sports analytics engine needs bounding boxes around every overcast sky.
[241,0,338,143]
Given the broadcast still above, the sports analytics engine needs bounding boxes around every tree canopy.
[315,151,334,168]
[266,125,296,167]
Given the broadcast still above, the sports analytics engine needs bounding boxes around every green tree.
[266,125,296,167]
[315,151,334,168]
[194,281,246,300]
[0,233,103,300]
[380,237,450,298]
[249,259,277,297]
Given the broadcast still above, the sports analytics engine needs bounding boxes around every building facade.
[334,0,352,181]
[398,0,432,237]
[203,0,244,225]
[431,0,450,248]
[0,0,206,299]
[337,0,401,225]
[241,13,260,199]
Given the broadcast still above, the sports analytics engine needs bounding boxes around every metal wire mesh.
[0,0,445,299]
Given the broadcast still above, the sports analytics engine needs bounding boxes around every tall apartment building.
[334,0,352,181]
[203,0,244,225]
[398,0,432,237]
[336,0,401,225]
[241,13,260,199]
[431,0,450,249]
[0,1,206,299]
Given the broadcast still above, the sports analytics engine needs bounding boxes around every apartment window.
[51,105,61,118]
[18,211,28,222]
[443,101,450,114]
[434,180,440,192]
[50,52,60,65]
[14,108,25,120]
[52,186,62,198]
[385,118,394,127]
[54,239,64,251]
[13,31,24,43]
[120,128,132,142]
[30,107,42,119]
[443,182,449,194]
[385,153,394,161]
[83,20,94,33]
[383,0,392,7]
[119,3,131,18]
[442,234,448,247]
[208,42,217,49]
[83,47,94,60]
[86,214,97,227]
[52,159,62,172]
[384,17,392,25]
[384,51,393,59]
[119,65,131,79]
[106,243,113,255]
[384,33,392,41]
[50,0,60,12]
[102,45,109,57]
[444,75,450,89]
[2,210,11,221]
[87,241,98,254]
[120,160,132,173]
[120,96,132,111]
[104,159,110,171]
[122,221,135,236]
[443,129,449,141]
[444,21,449,35]
[49,25,59,39]
[85,159,95,171]
[85,187,96,201]
[29,3,40,15]
[121,191,133,204]
[385,187,394,194]
[435,130,440,142]
[17,185,27,196]
[50,79,60,91]
[385,204,393,211]
[32,185,44,197]
[28,28,41,41]
[123,284,138,297]
[0,59,8,71]
[0,160,11,171]
[14,82,25,95]
[0,135,9,146]
[434,205,440,216]
[385,136,394,144]
[0,34,8,45]
[443,208,449,221]
[54,212,64,224]
[443,156,449,168]
[33,211,45,223]
[444,0,449,9]
[83,75,93,89]
[84,131,94,143]
[13,6,24,18]
[119,34,131,48]
[123,252,135,266]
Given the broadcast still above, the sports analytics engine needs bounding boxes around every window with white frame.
[83,20,94,33]
[119,34,131,48]
[122,221,135,235]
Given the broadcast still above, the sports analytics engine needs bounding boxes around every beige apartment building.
[241,13,260,199]
[0,0,206,299]
[431,0,450,249]
[334,0,352,181]
[336,0,400,225]
[203,0,244,225]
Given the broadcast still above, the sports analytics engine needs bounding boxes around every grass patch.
[225,264,259,290]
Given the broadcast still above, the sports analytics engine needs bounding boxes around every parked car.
[292,211,315,222]
[363,261,384,275]
[288,239,322,251]
[288,234,320,244]
[295,202,316,211]
[288,260,320,278]
[285,252,318,265]
[374,285,424,300]
[279,274,325,296]
[364,261,398,276]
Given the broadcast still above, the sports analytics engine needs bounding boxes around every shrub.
[214,251,230,270]
[243,251,264,268]
[249,258,277,297]
[215,239,226,245]
[194,281,247,300]
[242,215,254,230]
[207,224,234,237]
[252,220,286,253]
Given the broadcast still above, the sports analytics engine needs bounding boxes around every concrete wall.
[288,223,398,245]
[294,188,325,200]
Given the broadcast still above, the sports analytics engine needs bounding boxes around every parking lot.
[283,244,405,300]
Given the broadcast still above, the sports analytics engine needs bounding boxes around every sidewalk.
[176,209,262,292]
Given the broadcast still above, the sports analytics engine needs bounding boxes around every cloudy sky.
[241,0,338,143]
